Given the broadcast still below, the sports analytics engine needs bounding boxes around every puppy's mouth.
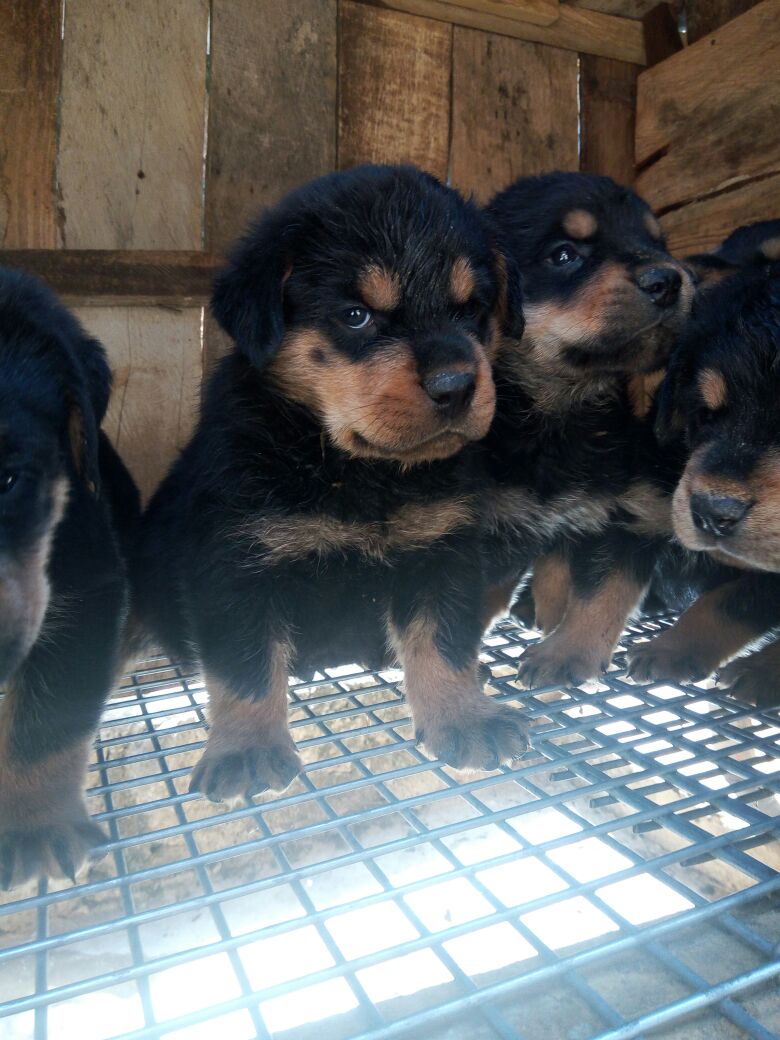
[350,430,469,463]
[562,314,680,373]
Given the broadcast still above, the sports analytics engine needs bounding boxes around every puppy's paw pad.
[517,642,606,689]
[0,817,108,890]
[190,742,302,803]
[718,659,778,708]
[627,642,711,683]
[420,702,529,772]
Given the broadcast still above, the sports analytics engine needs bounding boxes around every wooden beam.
[580,55,638,184]
[0,250,220,307]
[357,0,647,61]
[636,0,780,212]
[684,0,761,43]
[445,0,560,27]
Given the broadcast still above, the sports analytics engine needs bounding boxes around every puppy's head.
[211,165,500,465]
[0,269,109,683]
[685,219,780,289]
[657,267,780,570]
[486,172,693,381]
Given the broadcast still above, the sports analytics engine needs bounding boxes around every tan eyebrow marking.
[699,367,728,411]
[358,265,401,311]
[562,209,598,239]
[450,256,476,304]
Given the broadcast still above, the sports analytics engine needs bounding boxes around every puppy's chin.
[337,429,471,465]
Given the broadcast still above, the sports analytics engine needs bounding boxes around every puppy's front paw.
[416,698,529,771]
[516,637,608,689]
[718,655,780,708]
[627,637,716,683]
[190,737,302,804]
[0,811,108,890]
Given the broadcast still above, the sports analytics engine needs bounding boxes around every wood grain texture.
[0,0,62,248]
[446,0,560,27]
[58,0,208,249]
[564,0,658,14]
[450,29,579,202]
[358,0,647,61]
[338,1,453,178]
[580,55,638,184]
[659,174,780,256]
[636,0,780,212]
[685,0,760,42]
[206,0,337,253]
[76,308,203,503]
[0,250,219,307]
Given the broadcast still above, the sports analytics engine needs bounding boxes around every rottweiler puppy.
[133,164,529,802]
[480,172,693,685]
[685,219,780,288]
[627,262,780,706]
[0,269,139,887]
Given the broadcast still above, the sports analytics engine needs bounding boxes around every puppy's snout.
[422,370,476,420]
[635,265,682,308]
[690,492,752,538]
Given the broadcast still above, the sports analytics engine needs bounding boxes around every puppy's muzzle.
[634,265,683,309]
[690,491,753,539]
[422,370,476,421]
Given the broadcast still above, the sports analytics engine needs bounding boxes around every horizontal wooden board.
[359,0,646,61]
[58,0,209,249]
[659,173,780,257]
[447,0,561,27]
[564,0,657,15]
[685,0,761,43]
[0,0,62,248]
[338,1,453,178]
[76,307,203,503]
[636,0,780,211]
[0,251,220,307]
[450,29,579,202]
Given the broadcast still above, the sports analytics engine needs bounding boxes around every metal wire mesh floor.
[1,616,779,1040]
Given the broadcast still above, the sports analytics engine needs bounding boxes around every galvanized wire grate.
[1,615,779,1040]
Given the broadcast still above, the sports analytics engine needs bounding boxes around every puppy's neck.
[496,340,620,415]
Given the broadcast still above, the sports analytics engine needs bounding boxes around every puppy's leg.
[531,550,572,633]
[719,639,780,708]
[0,580,125,888]
[628,573,780,683]
[389,541,529,770]
[517,531,654,688]
[189,640,301,804]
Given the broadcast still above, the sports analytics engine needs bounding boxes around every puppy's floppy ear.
[211,211,290,370]
[494,251,525,341]
[653,356,688,446]
[65,335,110,496]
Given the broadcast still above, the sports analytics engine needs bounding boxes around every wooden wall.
[2,0,645,500]
[636,0,780,256]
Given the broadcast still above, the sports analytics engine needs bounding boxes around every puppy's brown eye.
[546,242,581,268]
[0,471,18,494]
[341,306,372,330]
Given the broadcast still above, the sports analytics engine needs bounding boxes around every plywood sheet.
[450,28,579,202]
[58,0,209,249]
[76,308,203,503]
[0,0,62,248]
[636,0,780,212]
[338,1,452,179]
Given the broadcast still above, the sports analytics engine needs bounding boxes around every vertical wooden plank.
[338,0,453,180]
[0,0,62,248]
[58,0,209,249]
[206,0,338,253]
[579,55,638,185]
[75,308,203,503]
[685,0,760,42]
[450,30,579,203]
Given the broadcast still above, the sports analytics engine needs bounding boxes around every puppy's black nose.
[690,492,752,538]
[423,370,475,419]
[636,265,682,308]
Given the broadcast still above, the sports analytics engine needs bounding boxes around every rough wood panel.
[685,0,760,42]
[0,0,62,248]
[359,0,647,62]
[643,1,683,65]
[446,0,560,27]
[580,55,638,184]
[450,30,579,202]
[636,0,780,212]
[76,308,202,503]
[58,0,208,249]
[206,0,337,253]
[0,250,219,307]
[564,0,658,14]
[659,174,780,257]
[339,2,453,178]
